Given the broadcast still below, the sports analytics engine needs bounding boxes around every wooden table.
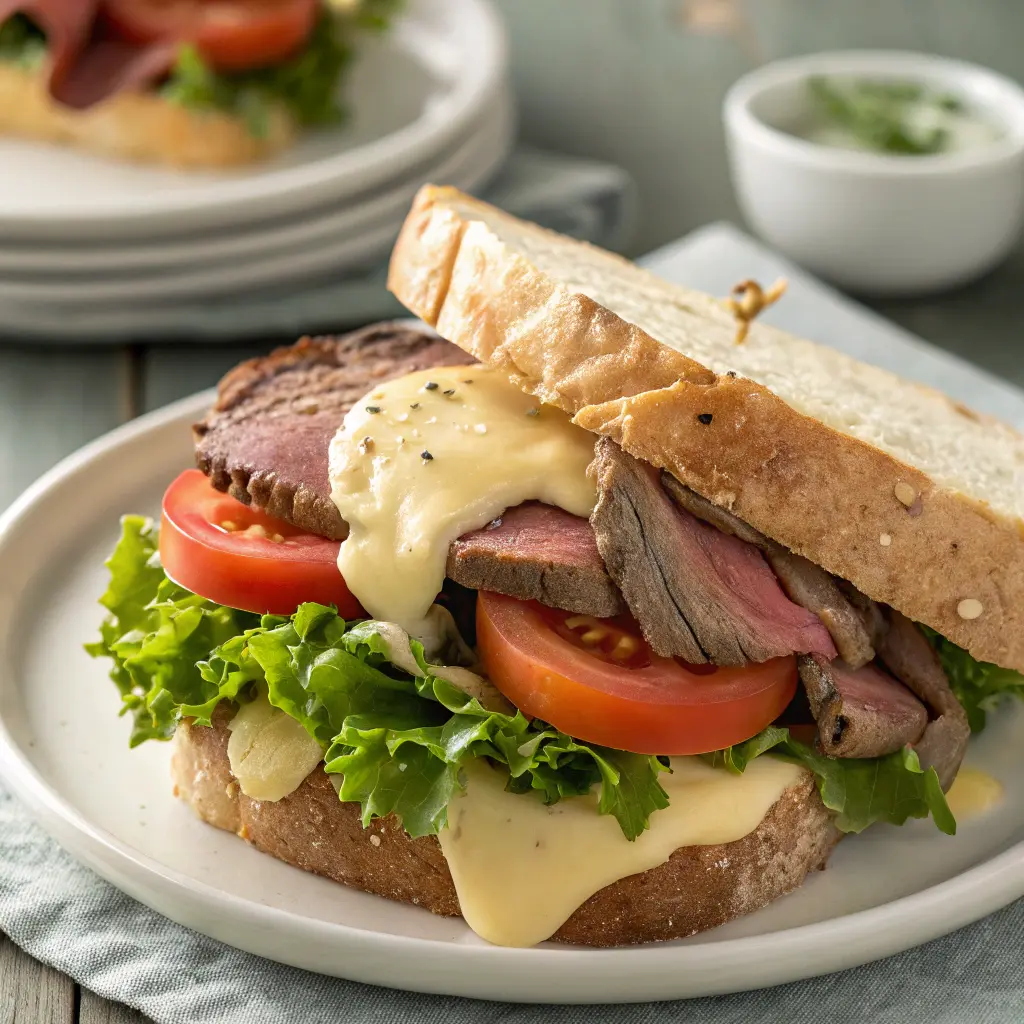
[1,241,1023,1021]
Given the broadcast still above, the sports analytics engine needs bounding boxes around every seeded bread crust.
[0,62,293,168]
[172,708,838,947]
[387,186,1024,673]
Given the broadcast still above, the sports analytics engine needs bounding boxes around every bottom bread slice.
[0,63,293,169]
[172,707,840,946]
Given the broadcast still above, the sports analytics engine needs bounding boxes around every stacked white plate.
[0,0,511,335]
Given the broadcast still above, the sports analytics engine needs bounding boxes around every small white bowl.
[723,51,1024,295]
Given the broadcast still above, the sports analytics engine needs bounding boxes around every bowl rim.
[724,49,1024,176]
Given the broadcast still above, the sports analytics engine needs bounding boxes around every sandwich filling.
[89,327,1024,947]
[0,0,399,135]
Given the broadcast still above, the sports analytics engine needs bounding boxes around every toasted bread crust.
[0,63,293,168]
[172,708,838,947]
[387,186,1024,673]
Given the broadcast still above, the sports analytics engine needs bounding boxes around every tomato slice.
[159,469,362,617]
[476,592,797,755]
[101,0,319,72]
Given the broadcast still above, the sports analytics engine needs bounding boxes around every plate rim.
[0,0,506,236]
[2,391,1024,1004]
[0,95,514,305]
[0,88,516,280]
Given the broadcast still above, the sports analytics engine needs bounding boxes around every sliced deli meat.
[446,502,624,619]
[798,655,928,758]
[194,324,471,540]
[590,438,837,666]
[662,474,875,669]
[876,611,970,790]
[0,2,179,109]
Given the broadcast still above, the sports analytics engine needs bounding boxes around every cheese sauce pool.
[439,756,805,947]
[328,365,597,633]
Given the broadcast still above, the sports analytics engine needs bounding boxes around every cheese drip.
[945,766,1003,820]
[227,692,323,801]
[439,756,804,948]
[329,366,598,633]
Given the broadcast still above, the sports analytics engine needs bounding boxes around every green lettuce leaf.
[85,516,261,745]
[0,15,47,70]
[162,3,400,135]
[210,612,670,840]
[922,626,1024,733]
[707,726,955,835]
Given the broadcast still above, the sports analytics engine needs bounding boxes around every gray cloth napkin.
[1,147,637,344]
[3,223,1024,1022]
[2,780,1023,1023]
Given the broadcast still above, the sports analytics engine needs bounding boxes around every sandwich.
[89,186,1024,948]
[0,0,398,168]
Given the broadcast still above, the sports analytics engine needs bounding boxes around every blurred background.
[498,0,1024,252]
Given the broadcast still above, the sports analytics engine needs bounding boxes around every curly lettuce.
[707,725,955,835]
[89,515,961,841]
[922,626,1024,733]
[88,518,668,840]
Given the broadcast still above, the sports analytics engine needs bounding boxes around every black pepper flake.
[697,413,714,425]
[410,402,420,410]
[726,370,737,378]
[443,388,456,396]
[421,450,434,461]
[462,379,474,384]
[424,381,439,391]
[365,405,382,415]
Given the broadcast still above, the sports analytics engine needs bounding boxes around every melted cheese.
[227,693,323,801]
[945,767,1004,820]
[328,366,597,633]
[438,756,804,947]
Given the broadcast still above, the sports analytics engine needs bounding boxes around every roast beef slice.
[194,326,623,618]
[590,438,836,666]
[446,502,624,618]
[193,323,471,540]
[876,611,970,790]
[798,655,928,758]
[662,474,875,669]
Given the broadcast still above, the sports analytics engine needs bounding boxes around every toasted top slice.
[388,186,1024,672]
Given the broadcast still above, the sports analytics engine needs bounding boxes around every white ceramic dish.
[0,92,513,305]
[0,0,505,243]
[2,390,1024,1003]
[724,51,1024,294]
[0,87,514,279]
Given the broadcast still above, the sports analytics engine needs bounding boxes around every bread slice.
[388,186,1024,673]
[0,62,293,168]
[172,708,837,946]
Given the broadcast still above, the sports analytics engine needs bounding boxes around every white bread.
[173,708,838,946]
[388,186,1024,673]
[0,62,293,168]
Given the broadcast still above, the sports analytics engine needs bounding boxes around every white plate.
[2,392,1024,1004]
[0,92,513,305]
[0,88,514,280]
[0,0,505,242]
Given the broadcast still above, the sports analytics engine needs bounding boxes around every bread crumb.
[958,598,984,620]
[894,482,917,507]
[879,533,892,547]
[369,834,381,848]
